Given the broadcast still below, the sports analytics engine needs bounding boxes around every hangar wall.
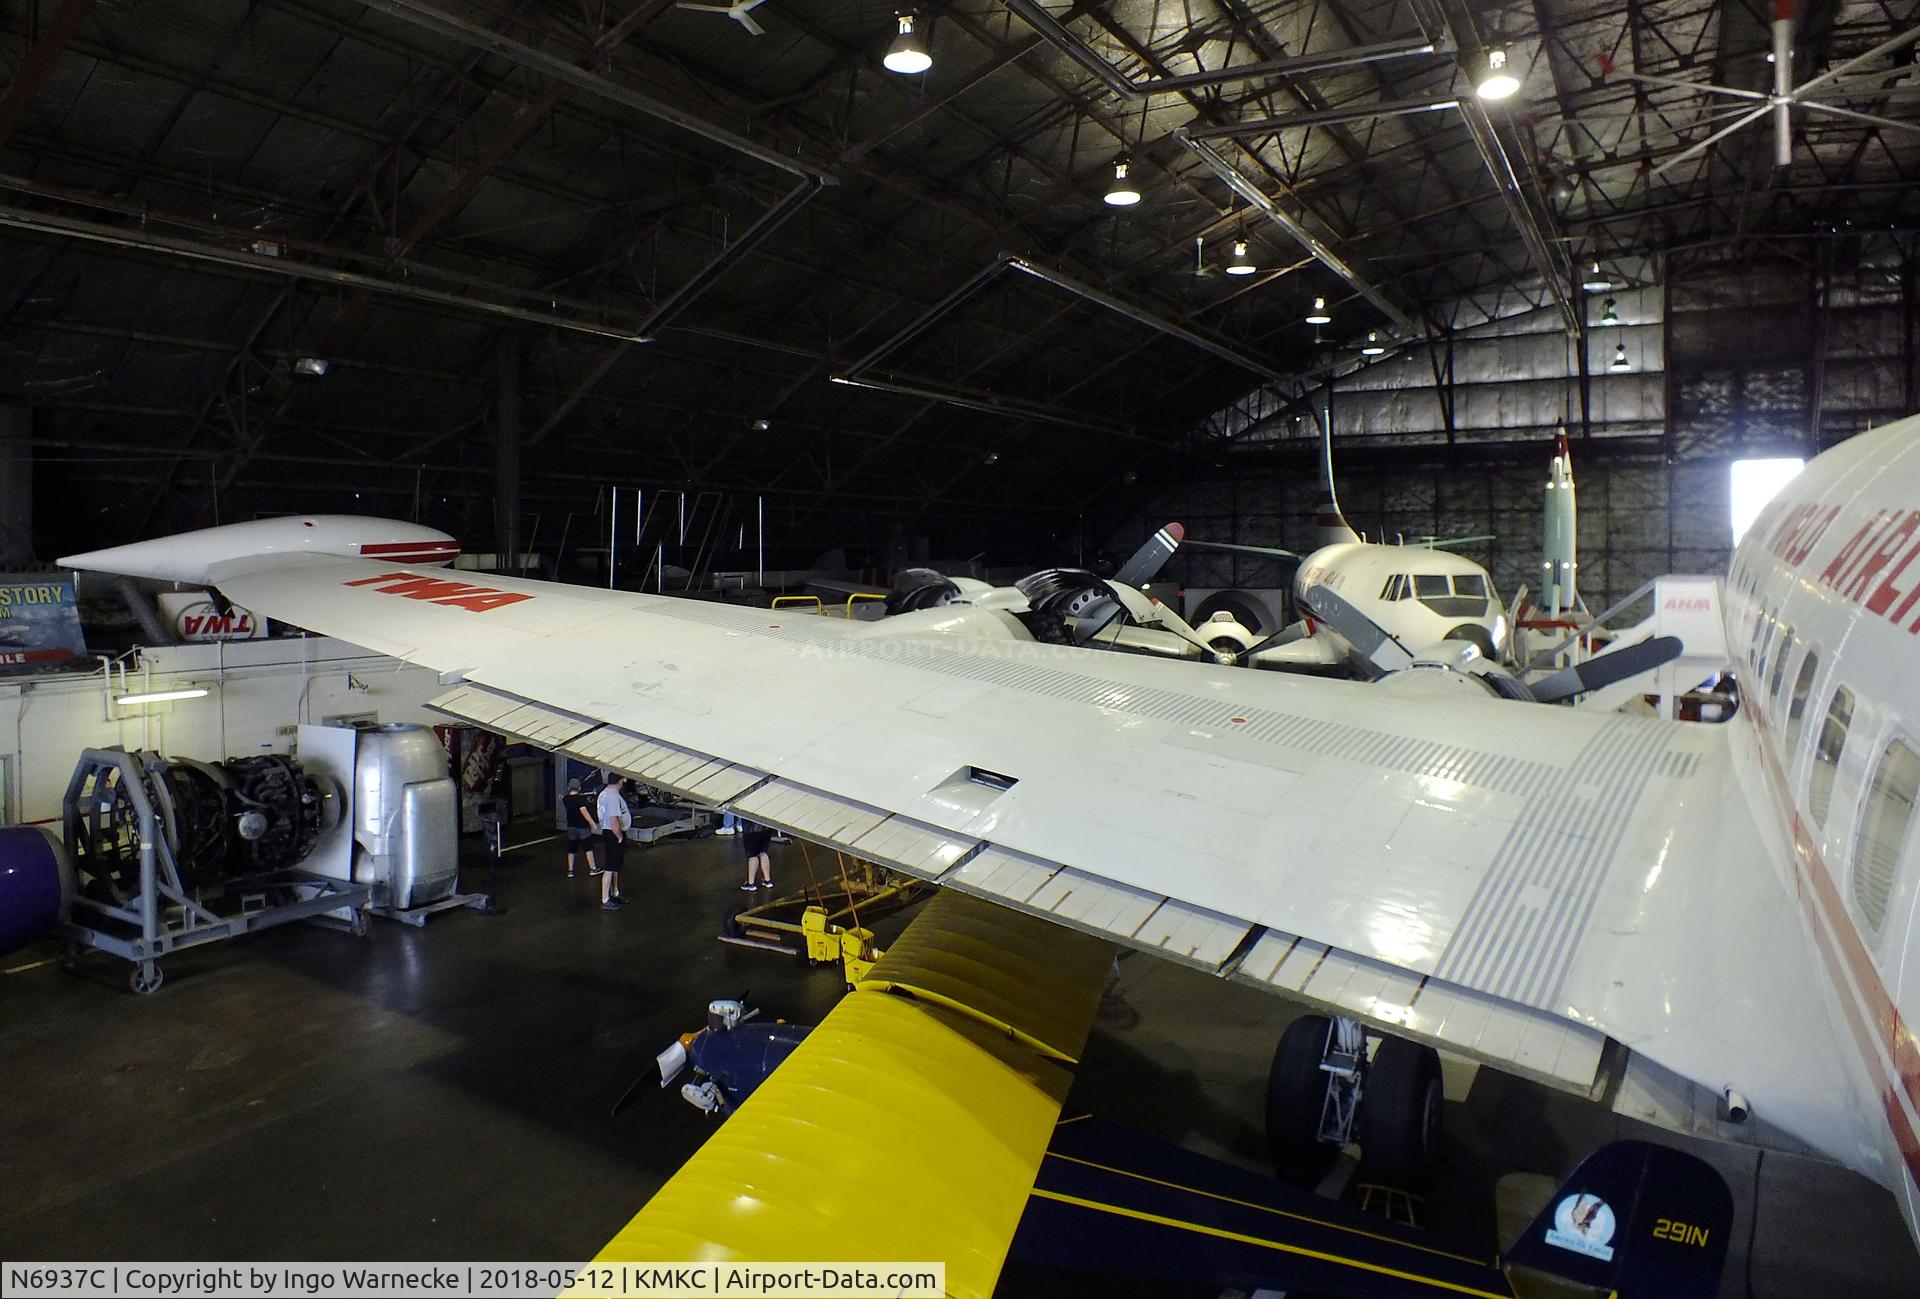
[0,637,446,826]
[1111,254,1918,613]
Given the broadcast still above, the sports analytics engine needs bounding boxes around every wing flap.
[1234,929,1611,1095]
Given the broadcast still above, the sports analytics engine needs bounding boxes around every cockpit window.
[1379,575,1409,601]
[1414,574,1449,599]
[1452,574,1487,598]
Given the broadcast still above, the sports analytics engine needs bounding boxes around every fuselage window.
[1757,614,1783,684]
[1852,739,1919,935]
[1810,685,1855,828]
[1749,606,1768,665]
[1768,630,1795,706]
[1787,649,1821,753]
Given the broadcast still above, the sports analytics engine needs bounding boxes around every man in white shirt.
[594,774,632,910]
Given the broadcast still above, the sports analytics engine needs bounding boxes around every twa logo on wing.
[342,571,533,612]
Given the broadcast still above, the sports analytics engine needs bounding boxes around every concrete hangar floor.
[1,820,1914,1298]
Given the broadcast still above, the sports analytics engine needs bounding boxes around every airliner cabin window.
[1852,740,1919,935]
[1787,650,1820,753]
[1768,630,1795,706]
[1810,686,1855,827]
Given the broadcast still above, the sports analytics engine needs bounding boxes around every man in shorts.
[595,774,631,910]
[739,818,774,891]
[561,778,598,878]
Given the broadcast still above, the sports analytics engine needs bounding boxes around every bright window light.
[1730,457,1805,545]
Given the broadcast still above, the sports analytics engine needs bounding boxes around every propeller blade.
[1113,522,1185,588]
[736,9,766,34]
[1181,539,1302,562]
[1297,584,1416,680]
[611,1057,663,1118]
[1529,635,1684,704]
[1243,620,1309,658]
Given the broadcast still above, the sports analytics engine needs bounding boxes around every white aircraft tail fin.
[1314,416,1360,546]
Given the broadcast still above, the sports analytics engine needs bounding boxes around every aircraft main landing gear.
[1265,1014,1443,1188]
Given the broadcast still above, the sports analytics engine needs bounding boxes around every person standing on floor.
[561,778,598,878]
[739,818,774,891]
[595,774,631,910]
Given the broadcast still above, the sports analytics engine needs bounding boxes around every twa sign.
[157,593,266,641]
[343,570,533,612]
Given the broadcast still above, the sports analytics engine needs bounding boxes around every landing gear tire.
[1266,1014,1334,1182]
[128,962,164,996]
[1361,1036,1443,1187]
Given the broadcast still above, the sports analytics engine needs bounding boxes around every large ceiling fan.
[1602,0,1920,178]
[675,0,770,37]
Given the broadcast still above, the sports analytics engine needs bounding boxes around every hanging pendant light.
[1304,296,1332,325]
[1225,240,1256,275]
[1609,342,1631,372]
[1582,260,1614,292]
[884,11,932,74]
[1360,331,1387,356]
[1477,46,1521,101]
[1599,297,1620,326]
[1104,158,1141,207]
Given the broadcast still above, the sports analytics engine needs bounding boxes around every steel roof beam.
[1176,130,1419,337]
[1186,97,1460,139]
[0,0,98,151]
[999,0,1442,100]
[351,0,837,183]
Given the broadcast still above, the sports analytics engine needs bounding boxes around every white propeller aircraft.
[1184,422,1511,673]
[59,413,1920,1279]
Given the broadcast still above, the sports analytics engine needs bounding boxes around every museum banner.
[0,575,85,673]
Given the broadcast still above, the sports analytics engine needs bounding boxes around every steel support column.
[496,337,522,569]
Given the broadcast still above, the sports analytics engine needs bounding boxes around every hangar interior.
[2,0,1920,1295]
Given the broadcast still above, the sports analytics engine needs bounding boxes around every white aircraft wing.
[72,542,1847,1153]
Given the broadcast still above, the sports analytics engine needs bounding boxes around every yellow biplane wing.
[579,890,1112,1298]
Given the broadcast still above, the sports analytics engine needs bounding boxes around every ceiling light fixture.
[1599,297,1620,326]
[1476,47,1521,101]
[1304,296,1332,325]
[1609,342,1631,372]
[1225,240,1257,275]
[1360,331,1387,356]
[883,11,932,74]
[1582,260,1614,292]
[293,356,329,378]
[1104,159,1141,207]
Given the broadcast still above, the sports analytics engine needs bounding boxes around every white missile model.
[1542,428,1582,619]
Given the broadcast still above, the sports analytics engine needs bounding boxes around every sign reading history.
[0,576,86,673]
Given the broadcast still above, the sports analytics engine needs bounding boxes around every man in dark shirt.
[561,778,598,878]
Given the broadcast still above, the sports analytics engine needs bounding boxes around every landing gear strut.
[1265,1014,1443,1187]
